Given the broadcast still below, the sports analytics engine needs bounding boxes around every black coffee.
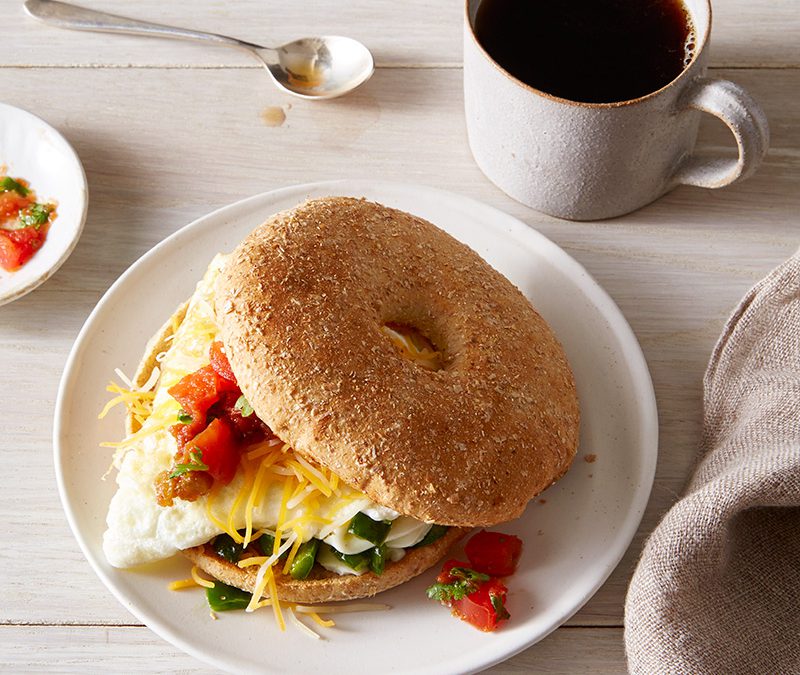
[474,0,695,104]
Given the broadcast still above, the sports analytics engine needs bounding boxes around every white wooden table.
[1,1,797,672]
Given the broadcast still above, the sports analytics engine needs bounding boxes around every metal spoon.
[24,0,374,99]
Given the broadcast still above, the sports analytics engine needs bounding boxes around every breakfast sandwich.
[101,197,580,624]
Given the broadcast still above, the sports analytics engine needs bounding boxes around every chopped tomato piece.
[0,226,47,272]
[189,417,240,484]
[168,364,238,428]
[0,190,32,220]
[209,340,237,385]
[428,531,522,631]
[208,390,272,444]
[465,530,523,576]
[451,578,509,632]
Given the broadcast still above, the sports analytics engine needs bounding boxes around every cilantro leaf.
[490,592,510,620]
[0,176,29,196]
[447,567,490,583]
[425,568,490,603]
[169,448,209,478]
[234,394,254,417]
[426,581,471,602]
[18,203,52,229]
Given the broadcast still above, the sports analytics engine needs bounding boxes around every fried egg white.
[103,254,430,569]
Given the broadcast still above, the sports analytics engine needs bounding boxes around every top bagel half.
[215,197,579,526]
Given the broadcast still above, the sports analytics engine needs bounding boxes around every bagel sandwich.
[102,197,580,615]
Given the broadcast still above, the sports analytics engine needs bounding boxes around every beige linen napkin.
[625,251,800,674]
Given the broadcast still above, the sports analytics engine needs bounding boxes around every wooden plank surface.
[1,0,798,68]
[1,0,798,671]
[0,625,627,674]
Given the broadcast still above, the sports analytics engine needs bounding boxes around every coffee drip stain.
[261,106,287,127]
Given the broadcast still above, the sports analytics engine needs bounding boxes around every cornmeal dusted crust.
[183,526,467,604]
[129,297,467,601]
[216,197,580,526]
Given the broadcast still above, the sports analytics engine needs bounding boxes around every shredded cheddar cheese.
[287,607,320,639]
[282,536,304,576]
[191,565,216,589]
[168,577,199,591]
[267,568,286,631]
[381,325,442,370]
[309,612,335,628]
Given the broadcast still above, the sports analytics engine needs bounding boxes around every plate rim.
[0,101,89,306]
[54,179,658,673]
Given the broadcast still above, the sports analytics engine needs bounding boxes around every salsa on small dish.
[0,174,57,272]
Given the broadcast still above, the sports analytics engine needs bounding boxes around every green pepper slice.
[326,543,371,573]
[348,512,391,546]
[255,533,288,560]
[370,544,387,576]
[205,581,250,611]
[257,533,276,556]
[412,524,449,548]
[289,540,319,580]
[212,533,245,563]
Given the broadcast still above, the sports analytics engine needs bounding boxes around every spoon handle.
[24,0,267,52]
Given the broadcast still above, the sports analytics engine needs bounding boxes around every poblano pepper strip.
[348,512,391,546]
[205,581,250,611]
[327,544,371,573]
[370,544,387,576]
[256,533,288,560]
[213,533,245,563]
[257,533,275,556]
[289,540,319,580]
[412,524,449,548]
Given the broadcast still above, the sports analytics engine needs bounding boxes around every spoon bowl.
[258,36,374,99]
[24,0,375,99]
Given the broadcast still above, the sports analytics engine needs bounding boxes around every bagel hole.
[381,323,443,371]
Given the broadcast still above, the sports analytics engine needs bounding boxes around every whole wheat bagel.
[216,197,580,526]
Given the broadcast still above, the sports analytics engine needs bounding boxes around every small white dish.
[55,181,657,673]
[0,102,88,306]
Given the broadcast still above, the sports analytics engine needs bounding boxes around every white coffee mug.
[464,0,770,220]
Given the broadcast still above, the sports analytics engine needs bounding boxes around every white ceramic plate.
[55,181,657,674]
[0,102,88,306]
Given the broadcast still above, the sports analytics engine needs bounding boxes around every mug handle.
[672,77,770,188]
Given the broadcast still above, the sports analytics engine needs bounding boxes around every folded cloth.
[625,251,800,675]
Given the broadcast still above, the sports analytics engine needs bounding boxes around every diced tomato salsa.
[427,530,522,632]
[155,341,273,506]
[0,175,57,272]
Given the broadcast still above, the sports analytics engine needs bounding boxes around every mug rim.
[464,0,712,109]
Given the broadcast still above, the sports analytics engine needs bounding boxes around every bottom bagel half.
[184,526,467,604]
